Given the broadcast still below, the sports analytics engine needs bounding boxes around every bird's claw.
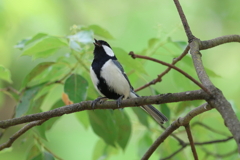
[116,95,124,108]
[91,97,107,109]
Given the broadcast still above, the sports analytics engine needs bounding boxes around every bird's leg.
[91,97,108,109]
[116,95,124,108]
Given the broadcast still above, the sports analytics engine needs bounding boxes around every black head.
[93,39,116,59]
[93,39,112,49]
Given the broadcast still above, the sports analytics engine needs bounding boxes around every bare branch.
[192,122,229,137]
[0,119,47,151]
[141,103,212,160]
[129,51,210,94]
[185,124,198,160]
[134,45,190,92]
[161,144,187,160]
[190,39,240,152]
[0,90,209,129]
[200,35,240,50]
[173,0,195,42]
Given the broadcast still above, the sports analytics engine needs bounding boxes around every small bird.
[90,39,168,124]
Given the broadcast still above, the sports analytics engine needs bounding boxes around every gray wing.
[112,60,134,90]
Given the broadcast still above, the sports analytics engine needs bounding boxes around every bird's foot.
[116,95,124,108]
[91,97,108,109]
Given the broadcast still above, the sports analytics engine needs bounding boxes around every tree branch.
[200,35,240,50]
[134,45,190,92]
[190,39,240,152]
[129,52,210,94]
[0,90,209,129]
[141,103,212,160]
[173,0,195,42]
[0,119,48,151]
[185,124,198,160]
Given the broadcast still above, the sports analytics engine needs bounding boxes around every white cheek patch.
[102,45,115,57]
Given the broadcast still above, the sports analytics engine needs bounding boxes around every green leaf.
[31,150,55,160]
[138,132,153,157]
[205,67,221,78]
[132,107,149,128]
[89,25,114,39]
[113,110,131,150]
[27,145,41,160]
[15,38,31,50]
[64,74,88,103]
[0,65,12,83]
[44,100,64,131]
[26,33,48,45]
[92,139,118,160]
[69,40,82,52]
[113,47,147,74]
[15,84,44,117]
[159,103,170,126]
[68,30,93,44]
[75,111,90,129]
[88,110,118,147]
[34,123,48,141]
[22,62,55,88]
[22,36,68,59]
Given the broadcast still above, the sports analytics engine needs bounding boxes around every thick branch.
[0,90,209,129]
[190,39,240,152]
[142,103,212,160]
[200,35,240,50]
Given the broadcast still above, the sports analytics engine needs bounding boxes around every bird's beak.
[93,39,101,47]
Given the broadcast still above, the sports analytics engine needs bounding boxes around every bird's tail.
[129,91,168,124]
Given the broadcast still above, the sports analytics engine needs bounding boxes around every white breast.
[90,66,102,95]
[100,59,130,99]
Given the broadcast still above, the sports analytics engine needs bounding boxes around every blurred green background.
[0,0,240,159]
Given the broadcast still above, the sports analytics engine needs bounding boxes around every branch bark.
[0,90,209,129]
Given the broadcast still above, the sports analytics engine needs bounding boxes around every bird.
[90,39,168,124]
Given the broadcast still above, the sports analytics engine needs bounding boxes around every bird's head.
[93,39,115,57]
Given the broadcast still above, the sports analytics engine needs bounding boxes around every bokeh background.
[0,0,240,159]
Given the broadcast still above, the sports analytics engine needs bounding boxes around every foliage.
[0,1,240,160]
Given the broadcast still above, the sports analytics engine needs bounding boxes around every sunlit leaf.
[88,110,118,147]
[22,36,68,59]
[64,74,88,103]
[22,62,55,88]
[69,40,82,52]
[68,30,93,44]
[0,65,12,83]
[15,84,44,117]
[89,25,114,39]
[113,110,131,150]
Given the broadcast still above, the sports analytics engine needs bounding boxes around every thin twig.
[185,124,198,160]
[173,0,195,42]
[0,119,48,151]
[161,144,187,160]
[192,137,233,145]
[192,122,229,137]
[134,45,190,92]
[202,147,238,158]
[141,103,212,159]
[129,52,210,94]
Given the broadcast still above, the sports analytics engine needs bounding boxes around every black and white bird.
[90,39,168,124]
